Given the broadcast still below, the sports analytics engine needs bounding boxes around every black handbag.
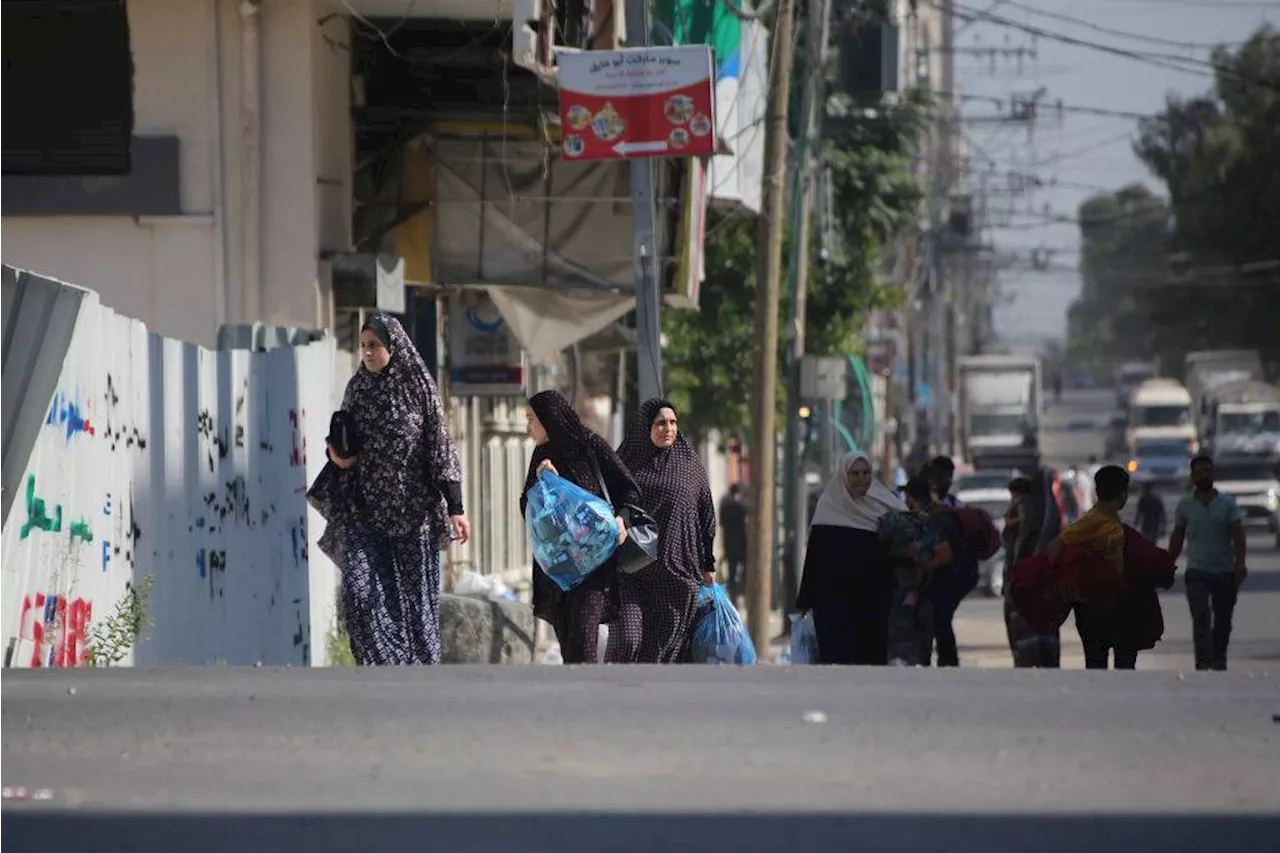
[591,457,660,575]
[326,410,362,459]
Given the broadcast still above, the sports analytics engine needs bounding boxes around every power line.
[997,0,1255,50]
[939,0,1280,89]
[1082,0,1280,8]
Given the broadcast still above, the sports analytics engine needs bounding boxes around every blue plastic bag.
[689,584,757,665]
[788,612,819,665]
[526,470,620,592]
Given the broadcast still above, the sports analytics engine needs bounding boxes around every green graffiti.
[69,518,94,543]
[20,474,62,540]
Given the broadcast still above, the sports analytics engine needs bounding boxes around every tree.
[1066,185,1172,373]
[1069,25,1280,377]
[1135,25,1280,373]
[662,90,931,443]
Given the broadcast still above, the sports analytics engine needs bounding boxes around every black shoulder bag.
[591,458,661,575]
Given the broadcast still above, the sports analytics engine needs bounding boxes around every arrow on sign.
[613,140,669,156]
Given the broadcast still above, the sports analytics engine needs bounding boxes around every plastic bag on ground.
[690,584,757,665]
[788,612,819,665]
[453,571,515,601]
[526,470,620,592]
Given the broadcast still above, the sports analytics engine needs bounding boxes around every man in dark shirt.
[927,456,964,508]
[719,484,748,604]
[1133,482,1166,543]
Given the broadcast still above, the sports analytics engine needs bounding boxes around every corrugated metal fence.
[1,266,338,667]
[447,396,535,590]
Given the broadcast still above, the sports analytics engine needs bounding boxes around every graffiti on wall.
[46,390,96,441]
[17,592,93,668]
[20,475,101,549]
[100,374,148,452]
[2,269,338,667]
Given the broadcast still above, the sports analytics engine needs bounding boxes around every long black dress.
[613,398,716,663]
[522,391,641,664]
[796,525,896,665]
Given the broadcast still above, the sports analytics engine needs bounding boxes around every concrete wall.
[1,269,338,668]
[1,0,353,348]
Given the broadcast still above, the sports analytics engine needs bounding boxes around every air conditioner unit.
[836,22,901,99]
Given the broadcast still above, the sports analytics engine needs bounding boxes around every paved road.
[4,667,1279,852]
[953,389,1280,671]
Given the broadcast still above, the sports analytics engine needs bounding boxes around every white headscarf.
[810,451,907,532]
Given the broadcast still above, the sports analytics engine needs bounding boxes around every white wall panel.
[1,270,336,668]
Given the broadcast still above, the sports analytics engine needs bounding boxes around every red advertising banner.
[557,46,716,162]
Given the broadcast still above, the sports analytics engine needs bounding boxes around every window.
[1212,464,1274,483]
[1219,411,1280,435]
[2,0,134,175]
[1135,440,1189,457]
[971,413,1026,436]
[1136,404,1191,428]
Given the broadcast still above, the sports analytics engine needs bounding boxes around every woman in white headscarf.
[795,452,907,665]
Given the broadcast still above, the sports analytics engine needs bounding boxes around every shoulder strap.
[590,454,615,508]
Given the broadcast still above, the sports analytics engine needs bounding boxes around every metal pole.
[781,0,834,623]
[627,0,662,403]
[747,0,799,654]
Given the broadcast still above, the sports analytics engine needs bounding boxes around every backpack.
[948,506,1002,561]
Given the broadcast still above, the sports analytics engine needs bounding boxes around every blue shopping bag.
[526,470,620,591]
[689,584,757,665]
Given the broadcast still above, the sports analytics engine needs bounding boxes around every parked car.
[1210,457,1280,536]
[953,472,1019,598]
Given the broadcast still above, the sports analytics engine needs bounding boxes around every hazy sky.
[952,0,1280,348]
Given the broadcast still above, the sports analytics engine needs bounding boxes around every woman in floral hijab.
[308,314,469,665]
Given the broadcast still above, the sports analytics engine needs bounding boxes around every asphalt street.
[3,666,1279,852]
[953,389,1280,672]
[4,389,1280,853]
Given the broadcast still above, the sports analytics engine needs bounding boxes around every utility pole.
[627,0,663,403]
[747,0,799,653]
[781,0,833,622]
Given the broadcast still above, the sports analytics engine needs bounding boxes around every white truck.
[1127,379,1196,456]
[1114,360,1158,410]
[1185,349,1264,442]
[957,354,1042,470]
[1204,380,1280,458]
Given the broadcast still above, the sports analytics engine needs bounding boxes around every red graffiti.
[19,593,93,668]
[288,407,308,468]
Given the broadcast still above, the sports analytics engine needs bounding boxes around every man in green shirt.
[1168,456,1248,671]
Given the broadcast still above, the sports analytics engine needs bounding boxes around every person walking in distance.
[522,391,637,665]
[719,484,748,605]
[1047,465,1132,670]
[927,456,963,508]
[1168,456,1248,671]
[307,315,471,666]
[613,399,717,663]
[796,452,907,665]
[1134,482,1166,544]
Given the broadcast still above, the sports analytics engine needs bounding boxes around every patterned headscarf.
[309,314,462,553]
[617,398,716,574]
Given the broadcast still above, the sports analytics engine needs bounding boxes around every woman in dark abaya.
[795,452,907,665]
[612,399,716,663]
[523,390,640,664]
[307,314,470,665]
